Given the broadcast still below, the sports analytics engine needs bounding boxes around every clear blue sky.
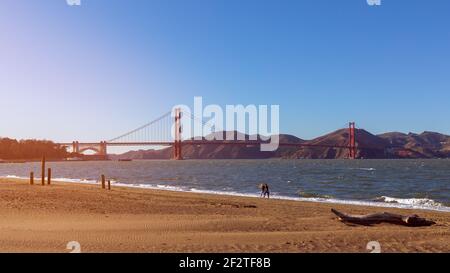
[1,0,449,143]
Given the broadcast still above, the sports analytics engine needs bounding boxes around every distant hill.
[378,131,450,158]
[110,129,450,160]
[282,129,389,159]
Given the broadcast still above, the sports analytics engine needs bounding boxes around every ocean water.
[1,159,449,212]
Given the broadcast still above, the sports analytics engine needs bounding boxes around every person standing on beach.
[260,183,270,199]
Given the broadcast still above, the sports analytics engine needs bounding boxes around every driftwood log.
[331,209,435,227]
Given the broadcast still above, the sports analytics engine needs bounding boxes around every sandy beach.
[0,178,448,253]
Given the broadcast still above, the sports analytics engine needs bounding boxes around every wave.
[349,168,376,171]
[1,175,110,185]
[2,175,449,212]
[4,175,25,179]
[373,196,445,209]
[298,191,333,199]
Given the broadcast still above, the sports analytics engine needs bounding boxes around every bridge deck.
[58,141,381,150]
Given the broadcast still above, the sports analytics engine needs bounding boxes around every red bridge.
[58,109,358,160]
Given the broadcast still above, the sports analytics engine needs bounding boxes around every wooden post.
[41,156,46,186]
[107,180,111,190]
[101,175,106,189]
[47,168,52,185]
[30,172,34,185]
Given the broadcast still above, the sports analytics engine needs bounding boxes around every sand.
[0,178,448,253]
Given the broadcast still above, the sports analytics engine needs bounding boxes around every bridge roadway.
[58,141,366,150]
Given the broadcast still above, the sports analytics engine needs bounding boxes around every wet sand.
[0,178,449,253]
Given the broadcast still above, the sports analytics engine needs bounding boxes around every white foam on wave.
[54,177,99,184]
[1,175,109,185]
[4,175,23,179]
[374,196,444,209]
[2,175,449,213]
[350,168,376,171]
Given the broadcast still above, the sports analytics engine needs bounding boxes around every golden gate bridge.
[58,109,358,160]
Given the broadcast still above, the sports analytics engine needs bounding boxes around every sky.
[1,0,450,146]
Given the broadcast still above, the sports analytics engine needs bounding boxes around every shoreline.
[0,177,449,252]
[2,175,450,213]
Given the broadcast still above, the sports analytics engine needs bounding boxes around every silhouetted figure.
[260,183,270,199]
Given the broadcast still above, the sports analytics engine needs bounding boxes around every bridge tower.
[173,108,183,160]
[348,122,356,159]
[72,141,80,154]
[99,141,108,156]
